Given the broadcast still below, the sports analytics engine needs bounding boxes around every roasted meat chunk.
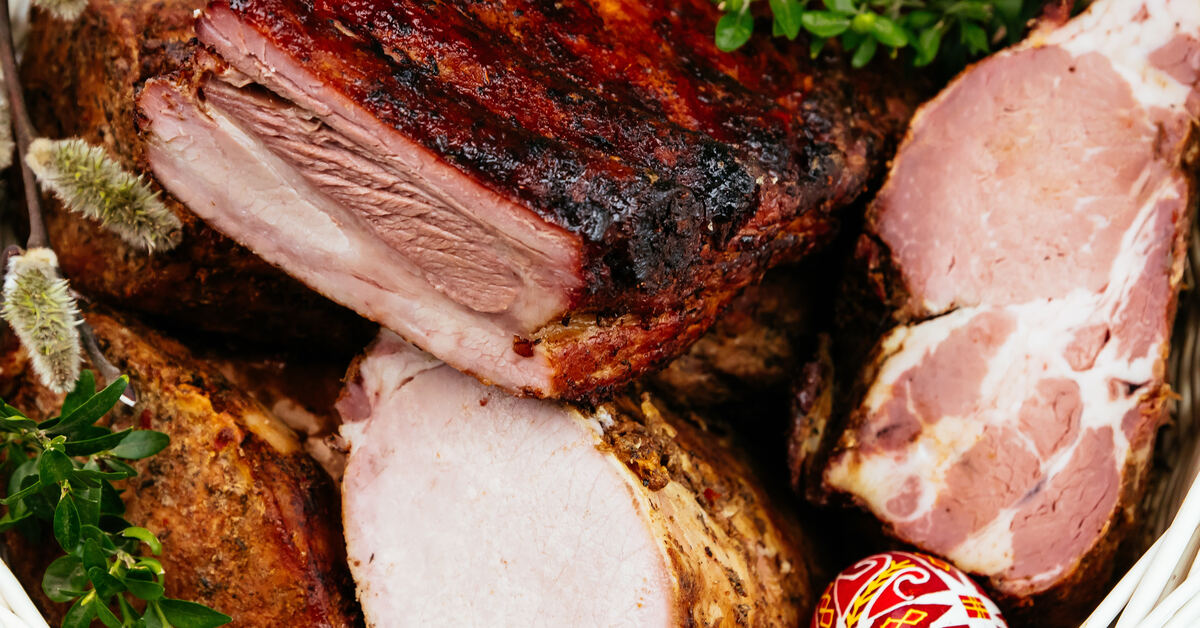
[336,332,824,625]
[799,0,1200,622]
[21,0,373,350]
[139,0,915,399]
[1,312,362,627]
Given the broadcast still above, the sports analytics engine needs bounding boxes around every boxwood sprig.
[0,370,231,628]
[715,0,1047,69]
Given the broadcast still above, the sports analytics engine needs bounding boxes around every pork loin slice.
[0,311,361,626]
[337,332,821,625]
[20,0,372,351]
[138,0,915,399]
[810,0,1200,619]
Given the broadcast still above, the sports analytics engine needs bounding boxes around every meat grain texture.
[21,0,373,350]
[337,333,823,626]
[796,0,1200,624]
[139,0,918,399]
[1,312,362,627]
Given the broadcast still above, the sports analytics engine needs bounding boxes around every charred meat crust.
[1,311,363,627]
[210,0,913,315]
[20,1,373,350]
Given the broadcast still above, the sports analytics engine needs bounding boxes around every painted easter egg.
[811,551,1007,628]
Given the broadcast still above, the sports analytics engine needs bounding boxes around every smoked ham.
[799,0,1200,622]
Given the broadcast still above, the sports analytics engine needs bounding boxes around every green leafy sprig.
[0,371,231,628]
[715,0,1044,68]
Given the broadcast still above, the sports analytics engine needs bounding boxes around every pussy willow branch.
[0,4,46,249]
[0,6,133,404]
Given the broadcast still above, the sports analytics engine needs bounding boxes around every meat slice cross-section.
[20,0,374,350]
[337,332,822,626]
[808,0,1200,621]
[138,0,915,399]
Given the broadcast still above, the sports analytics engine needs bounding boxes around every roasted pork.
[21,0,373,350]
[797,0,1200,622]
[337,332,823,625]
[138,0,916,399]
[1,312,362,627]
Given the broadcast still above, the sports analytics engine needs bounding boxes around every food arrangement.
[0,0,1196,627]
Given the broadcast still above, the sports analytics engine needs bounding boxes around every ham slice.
[803,0,1200,622]
[337,332,822,626]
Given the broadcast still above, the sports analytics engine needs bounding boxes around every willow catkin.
[25,138,181,251]
[31,0,89,21]
[1,247,81,393]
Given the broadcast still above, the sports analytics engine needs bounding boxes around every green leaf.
[801,11,851,38]
[87,566,127,599]
[903,10,938,30]
[768,0,803,39]
[103,459,138,478]
[111,430,169,460]
[994,0,1022,22]
[47,375,129,436]
[61,370,97,419]
[38,449,75,485]
[7,459,36,494]
[0,476,41,506]
[64,429,132,457]
[850,11,875,34]
[123,527,164,555]
[0,510,32,533]
[715,11,754,52]
[870,15,909,48]
[42,555,87,603]
[809,36,826,58]
[92,595,124,628]
[913,25,944,66]
[100,482,126,516]
[73,486,102,528]
[27,484,58,520]
[135,557,165,580]
[822,0,856,13]
[81,538,109,574]
[0,414,37,432]
[158,599,232,628]
[960,20,990,55]
[852,34,878,67]
[125,577,165,601]
[72,468,134,484]
[54,495,81,551]
[62,597,96,628]
[100,514,134,536]
[144,602,166,628]
[945,0,992,21]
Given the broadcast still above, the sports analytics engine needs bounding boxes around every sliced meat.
[138,0,916,399]
[1,311,362,627]
[20,0,374,350]
[805,0,1200,622]
[337,332,822,626]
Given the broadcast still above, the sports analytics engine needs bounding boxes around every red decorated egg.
[811,551,1007,628]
